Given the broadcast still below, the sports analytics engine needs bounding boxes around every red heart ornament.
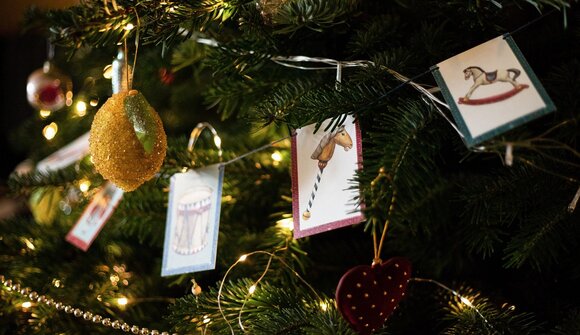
[336,257,412,334]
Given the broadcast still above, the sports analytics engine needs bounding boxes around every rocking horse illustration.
[458,66,529,105]
[302,125,353,220]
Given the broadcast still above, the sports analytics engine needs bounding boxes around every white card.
[291,115,364,238]
[433,35,555,147]
[161,164,224,276]
[36,132,90,173]
[65,182,124,251]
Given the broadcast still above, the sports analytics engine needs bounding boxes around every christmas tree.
[2,0,580,334]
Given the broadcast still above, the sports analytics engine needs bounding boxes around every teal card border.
[432,34,556,147]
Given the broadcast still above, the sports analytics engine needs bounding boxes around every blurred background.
[0,0,78,218]
[0,0,79,170]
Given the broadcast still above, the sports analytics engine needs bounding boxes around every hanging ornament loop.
[371,167,397,265]
[188,122,223,163]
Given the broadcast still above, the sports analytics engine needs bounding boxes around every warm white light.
[460,296,473,307]
[124,23,134,31]
[248,285,256,294]
[66,91,73,106]
[117,297,128,306]
[76,101,87,116]
[276,217,294,231]
[21,301,32,309]
[90,99,99,107]
[213,135,222,148]
[319,301,328,311]
[103,64,113,79]
[202,315,211,324]
[23,238,35,250]
[79,180,91,193]
[238,254,247,262]
[39,110,51,118]
[271,151,282,162]
[43,123,58,140]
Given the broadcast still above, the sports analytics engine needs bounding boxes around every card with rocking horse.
[291,115,364,238]
[432,35,555,147]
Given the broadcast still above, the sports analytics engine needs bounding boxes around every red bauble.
[26,61,72,111]
[38,84,61,105]
[335,257,412,334]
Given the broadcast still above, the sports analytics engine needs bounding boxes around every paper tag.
[65,182,124,251]
[432,35,555,147]
[291,115,364,238]
[161,164,224,276]
[36,132,90,173]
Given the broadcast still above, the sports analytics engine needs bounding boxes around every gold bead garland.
[0,275,176,335]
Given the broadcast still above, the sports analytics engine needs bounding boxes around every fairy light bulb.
[238,254,248,262]
[39,110,51,119]
[248,285,256,294]
[117,297,128,306]
[79,179,91,193]
[75,101,87,117]
[23,238,35,250]
[276,217,294,231]
[124,23,134,31]
[21,301,32,310]
[213,135,222,148]
[42,122,58,140]
[271,151,282,162]
[66,91,73,106]
[460,296,473,307]
[319,301,328,311]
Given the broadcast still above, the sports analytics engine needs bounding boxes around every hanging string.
[220,135,292,166]
[131,8,141,90]
[507,8,558,37]
[370,168,396,264]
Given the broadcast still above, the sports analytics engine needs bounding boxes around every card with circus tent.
[291,115,364,238]
[432,35,555,147]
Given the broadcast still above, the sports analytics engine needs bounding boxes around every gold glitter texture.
[89,90,166,192]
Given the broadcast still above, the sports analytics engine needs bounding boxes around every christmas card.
[65,182,124,251]
[161,164,224,276]
[291,115,364,238]
[432,35,555,147]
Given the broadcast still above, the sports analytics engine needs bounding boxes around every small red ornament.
[26,61,72,111]
[159,67,175,86]
[336,257,412,334]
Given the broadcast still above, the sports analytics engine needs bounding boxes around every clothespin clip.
[568,185,580,213]
[335,61,342,91]
[504,143,513,167]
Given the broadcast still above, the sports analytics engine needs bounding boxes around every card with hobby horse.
[432,35,555,147]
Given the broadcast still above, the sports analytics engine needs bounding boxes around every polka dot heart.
[335,257,412,334]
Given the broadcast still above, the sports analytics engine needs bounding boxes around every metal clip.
[188,122,223,166]
[505,143,513,167]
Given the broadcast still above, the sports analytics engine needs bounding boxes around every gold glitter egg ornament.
[89,90,167,192]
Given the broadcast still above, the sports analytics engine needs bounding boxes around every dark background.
[0,0,78,180]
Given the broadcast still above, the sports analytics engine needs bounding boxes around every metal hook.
[188,122,223,162]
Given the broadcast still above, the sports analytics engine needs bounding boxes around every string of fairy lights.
[8,3,579,334]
